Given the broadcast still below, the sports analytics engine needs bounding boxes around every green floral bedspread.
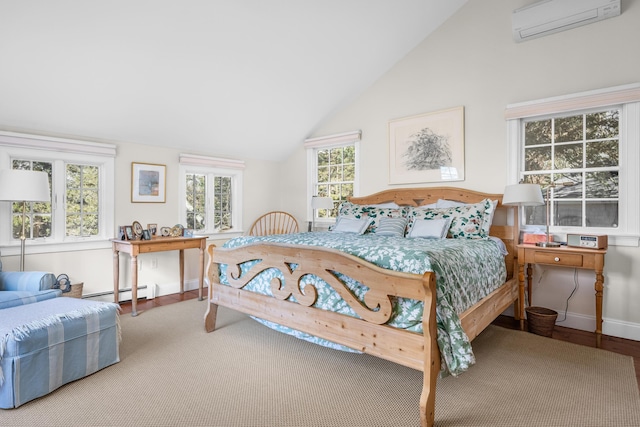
[220,232,507,376]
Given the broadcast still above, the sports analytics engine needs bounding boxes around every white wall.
[281,0,640,340]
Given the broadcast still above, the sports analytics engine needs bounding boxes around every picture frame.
[141,229,151,240]
[388,106,465,184]
[131,162,166,203]
[147,223,158,236]
[124,226,134,240]
[132,221,143,238]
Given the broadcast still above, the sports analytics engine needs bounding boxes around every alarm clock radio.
[566,234,608,249]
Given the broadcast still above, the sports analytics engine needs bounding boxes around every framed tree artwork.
[388,106,465,184]
[131,162,166,203]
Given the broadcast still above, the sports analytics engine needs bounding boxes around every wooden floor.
[119,290,640,390]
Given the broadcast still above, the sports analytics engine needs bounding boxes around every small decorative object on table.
[160,226,171,237]
[132,221,144,238]
[142,229,151,240]
[148,223,158,236]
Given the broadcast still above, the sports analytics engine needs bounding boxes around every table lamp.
[0,169,51,270]
[311,196,334,231]
[502,183,545,243]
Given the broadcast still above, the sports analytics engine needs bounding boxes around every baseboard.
[502,305,640,342]
[155,279,207,298]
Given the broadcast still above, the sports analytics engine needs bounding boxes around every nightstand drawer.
[533,251,583,267]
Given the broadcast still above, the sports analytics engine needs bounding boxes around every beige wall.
[280,0,640,340]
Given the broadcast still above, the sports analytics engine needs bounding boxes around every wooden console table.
[517,244,607,347]
[111,236,207,316]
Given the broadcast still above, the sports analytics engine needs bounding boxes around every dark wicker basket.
[525,306,558,337]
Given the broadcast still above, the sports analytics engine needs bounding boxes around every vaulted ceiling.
[0,1,467,161]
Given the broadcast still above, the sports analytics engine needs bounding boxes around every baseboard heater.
[83,285,148,300]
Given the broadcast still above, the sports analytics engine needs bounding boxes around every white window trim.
[305,131,361,228]
[178,154,244,239]
[505,84,640,247]
[0,131,116,254]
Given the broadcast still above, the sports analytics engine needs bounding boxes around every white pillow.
[407,218,452,239]
[331,217,370,234]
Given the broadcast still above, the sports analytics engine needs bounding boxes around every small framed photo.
[142,229,152,240]
[147,223,158,236]
[183,229,194,238]
[118,226,126,240]
[131,162,166,203]
[124,226,135,240]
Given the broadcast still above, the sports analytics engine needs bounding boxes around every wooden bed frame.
[204,187,521,427]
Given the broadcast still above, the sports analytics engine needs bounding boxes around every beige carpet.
[3,298,640,427]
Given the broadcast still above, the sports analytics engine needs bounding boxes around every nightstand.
[517,244,607,347]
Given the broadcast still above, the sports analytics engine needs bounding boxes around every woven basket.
[525,306,558,337]
[63,282,84,299]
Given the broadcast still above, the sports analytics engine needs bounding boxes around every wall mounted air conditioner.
[512,0,620,43]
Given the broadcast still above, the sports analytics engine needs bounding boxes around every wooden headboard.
[349,187,517,280]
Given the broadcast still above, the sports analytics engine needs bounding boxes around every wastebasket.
[525,306,558,337]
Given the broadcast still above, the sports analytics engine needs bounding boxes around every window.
[0,131,116,253]
[305,131,361,225]
[506,84,640,246]
[179,154,244,237]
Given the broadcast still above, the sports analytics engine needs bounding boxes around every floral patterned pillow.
[436,198,497,235]
[337,202,407,233]
[406,203,488,239]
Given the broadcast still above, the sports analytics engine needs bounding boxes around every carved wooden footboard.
[205,242,441,426]
[204,186,521,427]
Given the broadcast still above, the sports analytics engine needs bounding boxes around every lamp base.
[536,241,561,248]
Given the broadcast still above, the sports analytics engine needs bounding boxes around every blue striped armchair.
[0,261,60,309]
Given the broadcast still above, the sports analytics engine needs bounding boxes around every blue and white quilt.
[220,232,507,376]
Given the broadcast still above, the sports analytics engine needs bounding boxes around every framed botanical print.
[389,106,465,184]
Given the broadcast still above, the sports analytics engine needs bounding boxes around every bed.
[204,187,522,427]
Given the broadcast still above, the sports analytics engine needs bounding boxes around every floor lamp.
[0,169,51,271]
[311,196,334,231]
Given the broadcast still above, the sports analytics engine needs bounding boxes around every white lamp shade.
[311,196,334,210]
[0,169,51,202]
[502,183,544,206]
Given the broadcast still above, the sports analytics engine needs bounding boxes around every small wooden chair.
[248,211,299,236]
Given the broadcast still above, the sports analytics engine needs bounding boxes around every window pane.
[586,171,618,198]
[586,201,618,228]
[555,201,582,226]
[554,115,583,142]
[329,165,341,181]
[586,110,618,139]
[343,145,355,163]
[554,143,582,169]
[586,140,618,168]
[65,164,99,237]
[317,149,329,166]
[554,173,582,198]
[317,166,329,182]
[329,147,343,164]
[524,146,551,171]
[524,119,551,145]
